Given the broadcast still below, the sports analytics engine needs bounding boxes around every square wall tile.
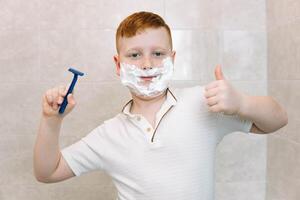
[0,185,52,200]
[216,132,267,182]
[267,21,300,80]
[48,184,117,200]
[216,181,266,200]
[172,30,221,81]
[268,80,300,143]
[0,31,39,82]
[165,0,221,29]
[39,30,118,83]
[267,0,300,29]
[39,0,164,30]
[266,135,300,200]
[222,31,267,81]
[221,0,266,31]
[0,0,39,30]
[0,83,43,135]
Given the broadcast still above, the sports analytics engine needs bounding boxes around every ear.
[171,50,176,64]
[114,55,121,76]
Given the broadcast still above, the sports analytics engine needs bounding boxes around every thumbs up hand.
[204,65,246,115]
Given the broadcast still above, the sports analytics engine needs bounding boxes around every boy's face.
[114,27,176,76]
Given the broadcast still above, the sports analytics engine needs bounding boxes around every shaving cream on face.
[120,57,174,97]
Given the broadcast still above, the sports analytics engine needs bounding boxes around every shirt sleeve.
[216,112,253,136]
[61,126,105,176]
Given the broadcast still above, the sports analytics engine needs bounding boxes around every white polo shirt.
[61,85,252,200]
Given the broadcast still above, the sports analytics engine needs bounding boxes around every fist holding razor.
[42,85,76,118]
[42,68,84,118]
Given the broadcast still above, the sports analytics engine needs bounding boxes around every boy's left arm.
[237,95,288,134]
[204,66,288,134]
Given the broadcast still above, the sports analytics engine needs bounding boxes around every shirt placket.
[122,89,177,147]
[128,115,164,149]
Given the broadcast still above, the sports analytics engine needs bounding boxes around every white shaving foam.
[120,57,174,97]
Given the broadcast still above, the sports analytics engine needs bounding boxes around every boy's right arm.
[34,85,76,183]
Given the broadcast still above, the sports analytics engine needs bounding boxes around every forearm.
[34,116,63,180]
[238,95,288,133]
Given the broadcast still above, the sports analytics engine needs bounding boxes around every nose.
[141,56,153,70]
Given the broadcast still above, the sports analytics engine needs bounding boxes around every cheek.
[126,59,142,66]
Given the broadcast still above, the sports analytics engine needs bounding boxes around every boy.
[34,11,288,200]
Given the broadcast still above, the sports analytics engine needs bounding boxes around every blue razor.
[59,68,84,114]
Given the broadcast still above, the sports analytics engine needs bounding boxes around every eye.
[153,51,164,57]
[128,53,140,58]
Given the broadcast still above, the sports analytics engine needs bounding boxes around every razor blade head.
[68,68,84,76]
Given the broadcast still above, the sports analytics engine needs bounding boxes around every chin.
[131,91,165,100]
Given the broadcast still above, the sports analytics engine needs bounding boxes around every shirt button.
[146,127,152,132]
[136,116,141,121]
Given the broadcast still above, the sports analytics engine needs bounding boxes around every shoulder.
[169,85,209,114]
[170,85,206,103]
[83,114,124,142]
[99,114,125,133]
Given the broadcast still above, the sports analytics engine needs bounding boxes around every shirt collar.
[121,88,177,117]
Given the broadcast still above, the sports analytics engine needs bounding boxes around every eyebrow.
[125,47,170,53]
[125,48,142,53]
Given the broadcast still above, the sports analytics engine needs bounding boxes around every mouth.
[140,75,157,81]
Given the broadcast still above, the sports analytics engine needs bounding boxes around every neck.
[130,90,167,114]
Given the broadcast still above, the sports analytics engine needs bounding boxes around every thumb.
[215,65,225,80]
[67,93,76,107]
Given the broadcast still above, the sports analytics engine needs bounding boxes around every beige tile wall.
[0,0,268,199]
[266,0,300,198]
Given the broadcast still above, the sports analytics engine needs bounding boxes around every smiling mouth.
[140,75,157,81]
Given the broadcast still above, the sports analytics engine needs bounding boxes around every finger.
[57,96,64,105]
[206,96,219,106]
[43,95,56,115]
[53,103,58,110]
[214,65,225,80]
[204,87,219,98]
[51,87,59,109]
[205,81,219,91]
[59,85,66,96]
[57,85,66,105]
[45,90,53,105]
[208,104,222,113]
[43,94,51,107]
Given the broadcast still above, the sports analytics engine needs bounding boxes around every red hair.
[116,11,172,53]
